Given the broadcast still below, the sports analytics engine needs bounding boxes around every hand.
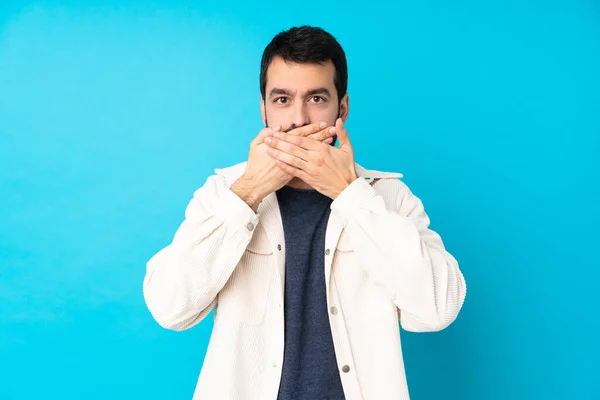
[265,118,358,200]
[231,122,336,210]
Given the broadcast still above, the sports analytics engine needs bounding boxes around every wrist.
[347,168,358,184]
[331,174,359,200]
[231,175,267,211]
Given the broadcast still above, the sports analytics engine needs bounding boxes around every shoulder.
[355,163,420,211]
[356,162,408,193]
[190,161,247,194]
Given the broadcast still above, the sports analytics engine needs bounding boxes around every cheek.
[265,106,291,125]
[308,107,338,125]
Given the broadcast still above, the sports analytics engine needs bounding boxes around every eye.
[274,97,288,104]
[310,96,326,103]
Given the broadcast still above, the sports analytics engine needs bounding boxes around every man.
[143,25,466,400]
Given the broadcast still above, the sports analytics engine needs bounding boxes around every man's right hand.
[231,122,335,211]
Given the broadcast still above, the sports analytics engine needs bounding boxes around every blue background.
[1,1,599,399]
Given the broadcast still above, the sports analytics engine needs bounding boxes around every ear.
[339,93,350,123]
[260,96,267,126]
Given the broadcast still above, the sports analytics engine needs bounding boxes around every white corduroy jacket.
[143,161,466,400]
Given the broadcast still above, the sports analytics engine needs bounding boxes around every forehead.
[266,56,336,92]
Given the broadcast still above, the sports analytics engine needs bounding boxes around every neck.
[286,177,313,190]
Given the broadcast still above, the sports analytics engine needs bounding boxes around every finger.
[286,121,328,137]
[252,128,275,147]
[265,135,310,161]
[267,146,308,170]
[272,131,327,152]
[306,126,336,142]
[274,159,311,182]
[252,125,281,146]
[334,118,351,147]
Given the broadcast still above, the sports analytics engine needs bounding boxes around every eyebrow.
[306,88,332,97]
[269,87,332,100]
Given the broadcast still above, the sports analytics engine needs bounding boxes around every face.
[261,56,349,140]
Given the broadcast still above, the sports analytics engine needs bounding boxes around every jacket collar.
[214,161,402,185]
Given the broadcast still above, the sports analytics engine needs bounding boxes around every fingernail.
[329,127,335,134]
[320,121,327,128]
[265,137,272,144]
[273,133,280,139]
[272,125,281,131]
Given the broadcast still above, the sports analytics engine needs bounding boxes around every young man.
[143,25,466,400]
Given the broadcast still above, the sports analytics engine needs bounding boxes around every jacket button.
[342,365,350,373]
[277,244,282,251]
[325,248,331,255]
[246,222,255,231]
[330,306,338,315]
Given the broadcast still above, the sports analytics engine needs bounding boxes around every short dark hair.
[260,25,348,102]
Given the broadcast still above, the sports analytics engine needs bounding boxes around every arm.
[330,178,466,332]
[142,175,261,331]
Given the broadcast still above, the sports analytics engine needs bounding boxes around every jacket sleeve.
[330,177,466,332]
[143,175,260,331]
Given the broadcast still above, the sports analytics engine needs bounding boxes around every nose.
[285,103,310,132]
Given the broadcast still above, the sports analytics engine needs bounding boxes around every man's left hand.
[265,118,358,200]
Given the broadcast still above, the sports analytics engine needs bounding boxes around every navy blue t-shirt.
[275,185,345,400]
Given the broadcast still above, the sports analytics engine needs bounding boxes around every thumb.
[252,125,280,146]
[335,118,350,147]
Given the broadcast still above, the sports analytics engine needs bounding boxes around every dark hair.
[260,25,348,102]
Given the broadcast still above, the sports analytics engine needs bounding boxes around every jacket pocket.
[335,228,355,253]
[333,229,396,321]
[217,223,274,326]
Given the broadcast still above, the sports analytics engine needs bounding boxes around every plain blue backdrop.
[1,1,599,399]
